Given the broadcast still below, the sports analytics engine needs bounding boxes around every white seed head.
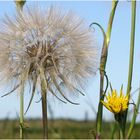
[0,5,99,104]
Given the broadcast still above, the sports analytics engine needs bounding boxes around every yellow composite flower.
[101,89,129,114]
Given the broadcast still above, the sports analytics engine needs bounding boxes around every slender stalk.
[96,1,118,138]
[20,81,24,139]
[39,66,48,139]
[126,87,140,139]
[115,113,125,139]
[123,0,136,134]
[126,0,136,98]
[14,1,26,139]
[41,81,48,139]
[119,126,124,139]
[110,122,117,139]
[119,115,125,139]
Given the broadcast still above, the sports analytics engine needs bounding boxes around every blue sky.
[0,1,140,122]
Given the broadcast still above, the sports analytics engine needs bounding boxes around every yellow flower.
[101,88,129,114]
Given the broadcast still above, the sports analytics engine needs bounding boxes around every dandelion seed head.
[0,5,99,104]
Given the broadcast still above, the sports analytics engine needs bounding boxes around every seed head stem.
[20,82,24,139]
[15,1,26,139]
[40,67,48,139]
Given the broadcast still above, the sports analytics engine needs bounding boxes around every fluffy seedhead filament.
[0,5,99,110]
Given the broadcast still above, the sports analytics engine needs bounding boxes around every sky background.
[0,1,140,122]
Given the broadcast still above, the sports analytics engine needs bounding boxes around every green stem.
[115,113,125,139]
[110,122,117,139]
[41,81,48,139]
[119,115,125,139]
[123,0,136,134]
[14,1,26,139]
[126,0,136,97]
[39,66,48,139]
[119,126,124,139]
[96,1,118,138]
[20,83,24,139]
[126,87,140,139]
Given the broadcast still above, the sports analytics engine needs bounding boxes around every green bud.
[15,0,26,10]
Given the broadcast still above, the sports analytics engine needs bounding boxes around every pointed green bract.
[15,0,26,10]
[95,0,118,138]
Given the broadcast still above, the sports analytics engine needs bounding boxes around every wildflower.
[101,88,129,114]
[0,5,98,109]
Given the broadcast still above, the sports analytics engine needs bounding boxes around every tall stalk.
[41,81,48,139]
[123,0,136,135]
[14,1,26,139]
[19,79,24,139]
[126,87,140,139]
[39,67,48,139]
[96,1,118,138]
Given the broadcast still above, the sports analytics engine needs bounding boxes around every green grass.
[0,118,139,139]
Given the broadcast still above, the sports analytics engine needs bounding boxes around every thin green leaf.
[90,22,106,40]
[1,84,20,97]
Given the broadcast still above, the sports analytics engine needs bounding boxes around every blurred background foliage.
[0,118,140,139]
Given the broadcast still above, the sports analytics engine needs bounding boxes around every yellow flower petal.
[101,100,113,113]
[101,88,129,114]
